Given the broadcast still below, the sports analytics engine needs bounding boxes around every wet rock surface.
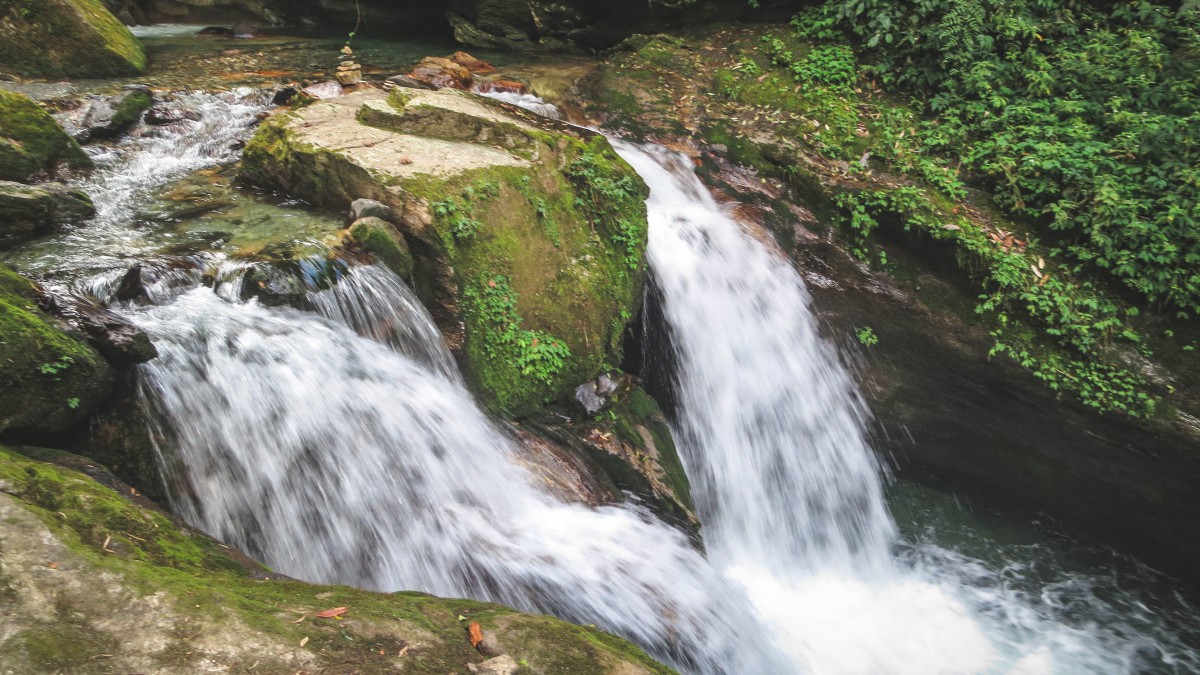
[0,182,95,248]
[79,87,154,140]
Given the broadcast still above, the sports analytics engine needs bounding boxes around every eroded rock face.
[241,86,649,414]
[0,445,671,674]
[0,0,145,77]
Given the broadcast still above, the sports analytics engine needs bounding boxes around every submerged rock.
[0,90,93,182]
[0,0,146,77]
[241,86,649,414]
[0,445,673,674]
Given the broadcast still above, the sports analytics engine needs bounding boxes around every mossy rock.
[347,216,415,278]
[241,88,649,415]
[0,0,145,77]
[0,90,92,182]
[0,445,675,674]
[0,265,113,436]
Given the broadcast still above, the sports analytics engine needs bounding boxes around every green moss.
[0,265,112,434]
[0,90,92,182]
[0,0,145,77]
[111,90,153,128]
[396,138,648,415]
[5,625,118,672]
[613,388,693,511]
[349,217,414,278]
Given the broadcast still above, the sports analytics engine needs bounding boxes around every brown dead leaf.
[290,614,307,624]
[299,637,309,647]
[398,646,410,657]
[468,621,483,648]
[315,607,348,619]
[47,562,57,569]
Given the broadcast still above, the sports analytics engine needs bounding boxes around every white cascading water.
[611,141,1188,674]
[31,87,1187,674]
[132,264,789,674]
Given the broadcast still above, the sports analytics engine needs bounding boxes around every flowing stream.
[6,86,1198,674]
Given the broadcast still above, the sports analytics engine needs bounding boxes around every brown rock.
[407,56,472,90]
[452,51,495,74]
[475,79,528,96]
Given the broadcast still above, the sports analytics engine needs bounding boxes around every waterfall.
[131,266,788,674]
[55,86,1191,674]
[610,141,1189,674]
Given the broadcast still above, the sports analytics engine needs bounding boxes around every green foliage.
[856,326,879,347]
[832,186,1156,416]
[432,180,504,244]
[821,0,1200,315]
[567,148,648,271]
[38,356,73,376]
[463,275,571,387]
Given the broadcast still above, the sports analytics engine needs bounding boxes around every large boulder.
[0,0,145,78]
[0,91,92,183]
[241,87,649,414]
[0,265,113,437]
[0,445,673,674]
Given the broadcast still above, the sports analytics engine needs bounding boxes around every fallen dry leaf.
[468,621,483,648]
[398,646,410,657]
[299,637,309,647]
[290,614,307,624]
[315,607,348,619]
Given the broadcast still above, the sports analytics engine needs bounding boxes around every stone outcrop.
[0,91,92,183]
[241,86,649,414]
[0,0,145,78]
[0,445,674,674]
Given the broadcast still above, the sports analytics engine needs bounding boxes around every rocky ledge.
[0,445,674,674]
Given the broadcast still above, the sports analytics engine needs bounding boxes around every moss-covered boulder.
[0,0,145,77]
[0,90,92,182]
[0,445,674,674]
[0,265,113,436]
[241,87,649,414]
[346,216,415,278]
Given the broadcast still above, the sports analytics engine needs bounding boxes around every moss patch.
[0,264,112,435]
[0,0,145,77]
[0,90,92,182]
